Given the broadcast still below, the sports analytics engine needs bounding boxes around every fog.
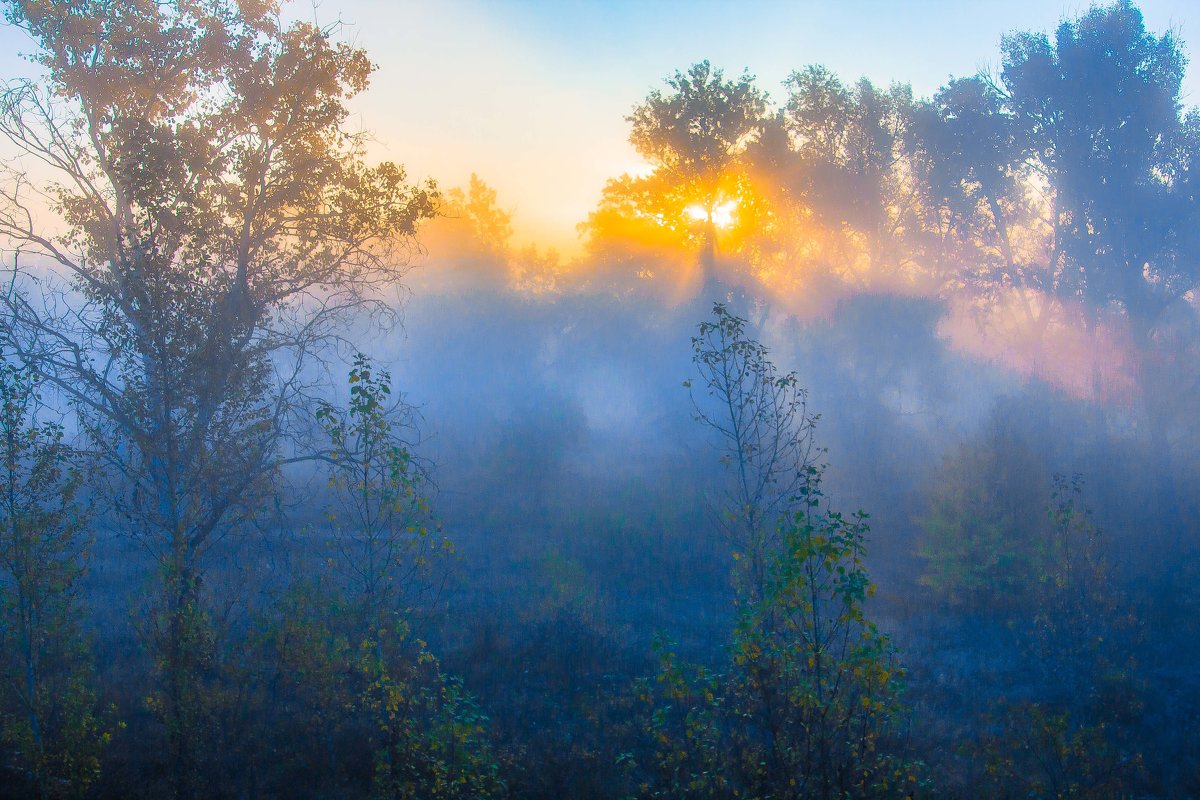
[3,1,1200,798]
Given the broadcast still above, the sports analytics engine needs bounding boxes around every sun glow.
[685,199,739,229]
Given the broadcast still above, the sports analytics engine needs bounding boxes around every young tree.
[0,360,110,798]
[0,2,436,796]
[685,303,818,604]
[640,304,921,799]
[727,500,915,799]
[305,354,502,799]
[316,353,447,636]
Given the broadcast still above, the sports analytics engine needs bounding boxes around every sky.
[1,1,1196,255]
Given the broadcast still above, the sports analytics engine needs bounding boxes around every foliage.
[443,175,515,255]
[0,360,112,798]
[917,417,1050,611]
[253,353,505,799]
[316,353,450,630]
[639,504,923,799]
[975,701,1143,799]
[0,3,437,794]
[784,67,916,224]
[418,174,518,292]
[359,629,506,800]
[637,642,727,799]
[635,304,923,799]
[258,572,361,792]
[0,1,1195,796]
[586,59,932,309]
[252,567,506,800]
[781,67,926,292]
[727,500,916,798]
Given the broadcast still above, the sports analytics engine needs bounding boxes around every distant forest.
[2,1,1200,798]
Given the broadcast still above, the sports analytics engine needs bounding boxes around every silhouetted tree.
[585,61,766,295]
[629,61,766,187]
[418,174,515,292]
[913,78,1038,299]
[999,1,1195,325]
[990,1,1197,538]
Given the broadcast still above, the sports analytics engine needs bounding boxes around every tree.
[782,68,924,289]
[417,174,515,293]
[998,0,1194,324]
[909,74,1066,380]
[890,2,1200,441]
[639,304,921,799]
[0,2,436,796]
[446,175,514,255]
[1000,3,1200,533]
[316,352,447,635]
[0,359,111,798]
[584,61,766,292]
[301,354,502,799]
[685,303,818,604]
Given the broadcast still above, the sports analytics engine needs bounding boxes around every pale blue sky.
[2,1,1197,252]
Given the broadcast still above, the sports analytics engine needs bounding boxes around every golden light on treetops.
[400,3,1200,414]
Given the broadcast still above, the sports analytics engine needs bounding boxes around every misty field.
[2,1,1200,798]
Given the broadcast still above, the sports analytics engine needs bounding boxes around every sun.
[685,199,739,229]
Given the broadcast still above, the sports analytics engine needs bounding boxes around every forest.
[1,0,1199,797]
